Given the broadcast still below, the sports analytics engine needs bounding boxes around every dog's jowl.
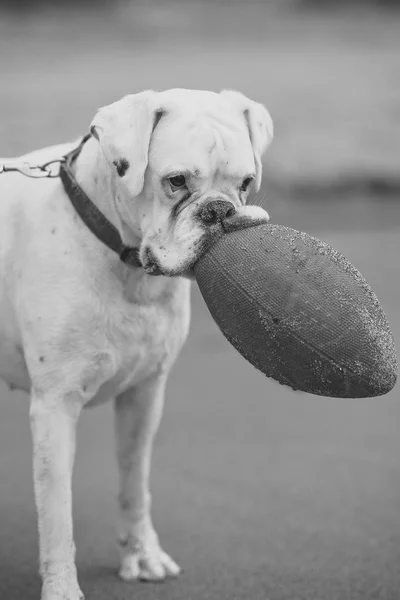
[0,88,273,600]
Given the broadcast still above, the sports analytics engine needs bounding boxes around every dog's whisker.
[248,192,268,209]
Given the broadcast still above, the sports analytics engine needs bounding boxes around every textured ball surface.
[193,223,397,398]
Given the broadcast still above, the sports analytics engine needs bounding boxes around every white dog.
[0,88,273,600]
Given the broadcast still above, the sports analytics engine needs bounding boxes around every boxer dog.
[0,88,273,600]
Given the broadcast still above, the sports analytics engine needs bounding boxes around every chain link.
[0,157,65,179]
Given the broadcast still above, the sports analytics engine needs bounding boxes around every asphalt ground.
[1,198,399,600]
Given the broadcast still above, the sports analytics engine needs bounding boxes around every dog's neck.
[71,136,183,303]
[73,137,141,249]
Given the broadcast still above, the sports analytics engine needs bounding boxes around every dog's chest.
[85,278,191,407]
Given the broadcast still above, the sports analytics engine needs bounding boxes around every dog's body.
[0,89,272,600]
[0,139,191,399]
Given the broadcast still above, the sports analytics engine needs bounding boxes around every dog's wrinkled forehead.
[149,108,256,181]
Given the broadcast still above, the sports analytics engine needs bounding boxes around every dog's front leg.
[114,374,181,582]
[30,391,84,600]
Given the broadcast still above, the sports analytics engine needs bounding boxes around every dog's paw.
[118,528,181,582]
[41,593,84,600]
[41,575,84,600]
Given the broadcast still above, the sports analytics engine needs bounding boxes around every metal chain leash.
[0,157,65,178]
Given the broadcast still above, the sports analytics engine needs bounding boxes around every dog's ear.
[90,91,164,197]
[220,90,273,192]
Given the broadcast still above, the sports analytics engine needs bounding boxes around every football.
[193,223,397,398]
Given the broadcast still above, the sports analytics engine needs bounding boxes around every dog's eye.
[240,177,253,192]
[169,175,186,189]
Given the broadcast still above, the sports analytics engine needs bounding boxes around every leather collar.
[59,135,142,268]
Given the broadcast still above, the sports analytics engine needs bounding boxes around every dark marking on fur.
[119,498,132,512]
[113,158,130,177]
[51,227,56,235]
[39,355,45,363]
[153,108,165,132]
[90,124,99,141]
[118,536,129,548]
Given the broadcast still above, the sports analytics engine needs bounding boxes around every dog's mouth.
[141,211,270,278]
[142,234,214,278]
[142,250,197,279]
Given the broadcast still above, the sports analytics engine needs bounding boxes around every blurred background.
[0,1,399,599]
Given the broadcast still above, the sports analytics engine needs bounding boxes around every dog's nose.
[199,200,236,225]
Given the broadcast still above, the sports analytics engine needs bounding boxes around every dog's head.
[90,89,273,277]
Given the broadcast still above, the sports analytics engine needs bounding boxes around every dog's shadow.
[0,512,182,600]
[0,484,184,600]
[0,555,132,600]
